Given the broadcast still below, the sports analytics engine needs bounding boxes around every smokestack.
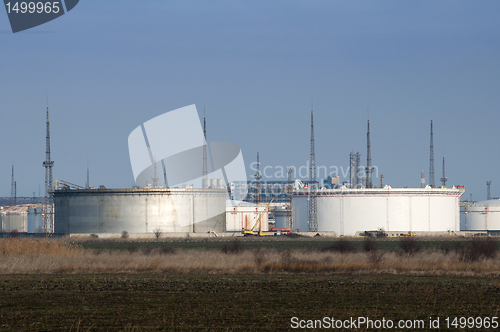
[421,170,425,188]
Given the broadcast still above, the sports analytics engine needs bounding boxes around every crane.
[242,198,274,236]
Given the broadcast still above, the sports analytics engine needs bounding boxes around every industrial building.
[292,186,464,236]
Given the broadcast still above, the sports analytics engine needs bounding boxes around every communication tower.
[429,121,435,187]
[309,107,318,231]
[43,106,54,233]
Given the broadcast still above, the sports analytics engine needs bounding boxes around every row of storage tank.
[1,186,499,235]
[0,205,43,233]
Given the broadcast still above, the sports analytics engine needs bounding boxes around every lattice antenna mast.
[366,119,372,188]
[487,181,492,200]
[309,104,318,232]
[255,152,261,205]
[349,153,354,188]
[86,159,90,189]
[429,120,435,187]
[202,107,208,189]
[43,106,54,233]
[440,157,447,188]
[152,157,159,188]
[10,165,15,206]
[380,173,384,188]
[354,152,360,188]
[286,167,293,228]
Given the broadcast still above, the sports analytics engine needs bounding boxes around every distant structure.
[152,157,159,188]
[487,181,492,200]
[202,108,208,189]
[309,107,318,232]
[440,157,447,187]
[10,165,15,206]
[421,170,425,188]
[254,152,261,204]
[429,121,435,187]
[42,106,54,233]
[365,120,373,189]
[380,173,384,188]
[286,167,293,228]
[86,161,90,189]
[349,152,361,188]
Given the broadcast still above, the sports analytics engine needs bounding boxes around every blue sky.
[1,1,499,201]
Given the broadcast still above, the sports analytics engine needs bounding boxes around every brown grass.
[2,238,500,275]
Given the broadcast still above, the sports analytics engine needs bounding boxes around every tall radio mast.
[43,106,54,233]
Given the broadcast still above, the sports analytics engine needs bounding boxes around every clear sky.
[1,1,499,201]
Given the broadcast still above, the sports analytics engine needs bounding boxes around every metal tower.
[43,106,54,233]
[366,120,373,188]
[440,157,447,188]
[487,181,492,200]
[10,165,15,206]
[309,108,318,232]
[86,159,90,189]
[286,167,293,228]
[202,108,208,189]
[429,121,435,187]
[353,152,360,188]
[349,153,354,188]
[380,173,384,188]
[254,152,261,205]
[152,157,159,188]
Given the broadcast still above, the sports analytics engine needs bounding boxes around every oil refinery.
[5,103,500,238]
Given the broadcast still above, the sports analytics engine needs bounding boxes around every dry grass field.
[1,238,500,330]
[0,237,499,276]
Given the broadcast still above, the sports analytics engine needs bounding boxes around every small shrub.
[367,250,384,265]
[158,247,175,255]
[459,238,498,262]
[8,230,20,238]
[281,249,294,264]
[321,239,356,254]
[363,237,378,252]
[141,246,152,255]
[121,231,129,239]
[254,247,266,266]
[398,237,421,257]
[89,233,98,239]
[153,229,162,239]
[439,241,458,254]
[221,240,242,254]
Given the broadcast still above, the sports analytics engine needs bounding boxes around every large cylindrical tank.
[0,205,28,233]
[273,207,290,229]
[28,206,44,233]
[225,202,269,232]
[460,200,500,231]
[292,187,463,235]
[53,188,226,234]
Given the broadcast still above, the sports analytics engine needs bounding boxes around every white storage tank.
[225,201,270,232]
[0,205,29,233]
[53,188,227,234]
[460,200,500,231]
[28,205,44,233]
[273,206,290,229]
[292,186,463,235]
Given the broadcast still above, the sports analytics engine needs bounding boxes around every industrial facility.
[1,103,496,237]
